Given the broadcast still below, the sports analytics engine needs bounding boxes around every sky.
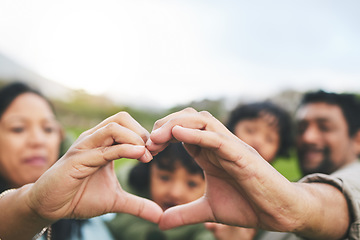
[0,0,359,108]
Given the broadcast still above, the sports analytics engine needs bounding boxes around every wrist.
[22,183,56,225]
[0,185,54,240]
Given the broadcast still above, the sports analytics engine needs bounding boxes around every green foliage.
[2,80,304,182]
[122,106,166,132]
[168,98,228,122]
[272,151,302,182]
[54,92,303,182]
[52,90,125,132]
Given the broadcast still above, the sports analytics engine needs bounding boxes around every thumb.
[159,196,214,230]
[113,191,163,224]
[204,222,218,231]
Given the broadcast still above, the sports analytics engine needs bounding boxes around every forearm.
[245,180,349,239]
[224,157,349,239]
[222,151,302,230]
[0,184,54,240]
[292,182,349,240]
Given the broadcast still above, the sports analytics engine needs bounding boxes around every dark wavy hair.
[128,142,204,195]
[226,101,294,158]
[298,90,360,137]
[0,81,85,240]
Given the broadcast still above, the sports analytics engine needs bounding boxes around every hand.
[146,108,305,231]
[205,222,257,240]
[26,112,162,223]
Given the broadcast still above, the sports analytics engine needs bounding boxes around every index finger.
[151,107,198,132]
[147,109,227,154]
[146,108,198,154]
[81,112,150,143]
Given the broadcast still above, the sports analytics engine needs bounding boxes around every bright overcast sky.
[0,0,359,108]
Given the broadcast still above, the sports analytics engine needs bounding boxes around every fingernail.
[140,149,153,163]
[133,145,145,150]
[145,150,153,161]
[151,128,159,135]
[146,138,153,147]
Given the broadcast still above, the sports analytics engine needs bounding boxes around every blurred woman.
[0,82,114,240]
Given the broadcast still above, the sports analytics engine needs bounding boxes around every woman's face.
[0,93,62,187]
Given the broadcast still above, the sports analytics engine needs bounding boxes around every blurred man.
[258,90,360,240]
[147,91,360,240]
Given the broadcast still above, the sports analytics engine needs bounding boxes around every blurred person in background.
[147,103,360,240]
[106,142,215,240]
[205,101,294,240]
[0,82,92,240]
[205,92,360,240]
[258,90,360,239]
[226,101,293,164]
[0,82,161,240]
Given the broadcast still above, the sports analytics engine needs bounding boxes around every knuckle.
[199,110,213,118]
[153,119,164,129]
[79,129,90,137]
[183,107,197,113]
[105,122,118,131]
[115,111,131,119]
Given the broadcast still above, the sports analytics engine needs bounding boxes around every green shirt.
[106,161,215,240]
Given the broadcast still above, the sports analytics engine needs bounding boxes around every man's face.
[296,102,355,175]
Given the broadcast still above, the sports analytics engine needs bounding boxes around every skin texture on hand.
[0,109,350,240]
[147,108,350,240]
[0,112,162,240]
[204,222,257,240]
[27,112,161,221]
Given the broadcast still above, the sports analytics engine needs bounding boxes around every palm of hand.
[157,142,259,230]
[26,109,266,231]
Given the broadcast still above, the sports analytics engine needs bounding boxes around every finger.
[175,125,263,168]
[66,144,147,180]
[64,123,152,176]
[113,191,163,224]
[83,122,147,149]
[83,112,150,143]
[151,107,198,132]
[145,138,169,156]
[172,125,224,149]
[138,148,153,163]
[158,196,215,230]
[147,112,209,153]
[151,114,206,143]
[204,222,218,231]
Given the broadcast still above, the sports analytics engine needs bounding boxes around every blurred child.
[106,142,215,240]
[226,101,293,163]
[205,101,294,240]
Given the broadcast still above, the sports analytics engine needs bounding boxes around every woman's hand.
[27,112,162,223]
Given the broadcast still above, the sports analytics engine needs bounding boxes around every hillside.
[0,52,71,100]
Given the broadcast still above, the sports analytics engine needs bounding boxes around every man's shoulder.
[333,160,360,176]
[299,160,360,184]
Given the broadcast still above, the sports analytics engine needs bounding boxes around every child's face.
[234,114,280,162]
[150,162,205,211]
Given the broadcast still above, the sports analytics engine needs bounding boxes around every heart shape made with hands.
[43,109,261,232]
[142,109,261,231]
